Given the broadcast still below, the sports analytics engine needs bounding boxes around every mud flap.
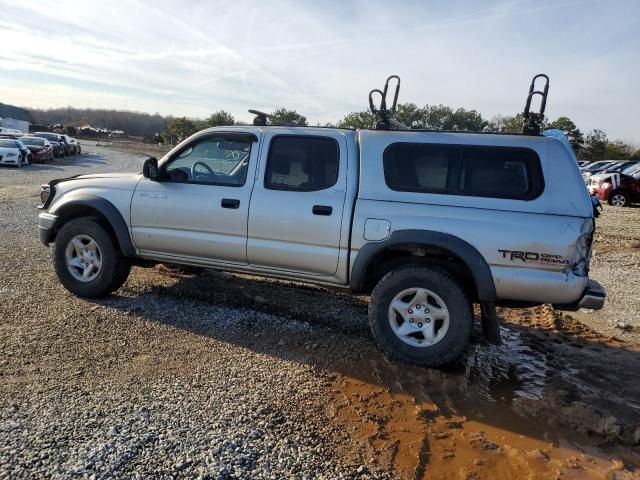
[480,302,501,345]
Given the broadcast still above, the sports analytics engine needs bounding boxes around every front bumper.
[553,279,606,311]
[38,212,58,246]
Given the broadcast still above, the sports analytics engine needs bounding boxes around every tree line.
[28,107,169,138]
[162,105,639,161]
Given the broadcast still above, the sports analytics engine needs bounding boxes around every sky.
[0,0,638,142]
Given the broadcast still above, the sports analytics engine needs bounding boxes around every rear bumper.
[38,212,58,246]
[553,279,606,311]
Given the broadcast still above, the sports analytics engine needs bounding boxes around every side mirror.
[142,157,160,180]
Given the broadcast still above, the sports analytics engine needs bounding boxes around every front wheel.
[369,266,472,367]
[609,191,629,207]
[17,155,23,168]
[54,218,131,298]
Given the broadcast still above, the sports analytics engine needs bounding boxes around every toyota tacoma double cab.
[37,76,605,366]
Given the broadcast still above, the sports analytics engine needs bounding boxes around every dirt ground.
[1,146,639,479]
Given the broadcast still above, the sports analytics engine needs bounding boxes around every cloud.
[0,0,638,141]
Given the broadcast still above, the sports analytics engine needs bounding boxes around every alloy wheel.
[65,234,103,282]
[388,287,451,347]
[611,194,627,207]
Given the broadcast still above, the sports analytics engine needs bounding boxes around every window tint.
[265,136,339,191]
[164,135,252,186]
[383,143,543,200]
[383,143,458,192]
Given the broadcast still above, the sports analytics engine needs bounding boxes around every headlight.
[40,185,51,205]
[6,152,17,157]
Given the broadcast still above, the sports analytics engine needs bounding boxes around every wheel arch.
[47,194,136,257]
[350,229,497,301]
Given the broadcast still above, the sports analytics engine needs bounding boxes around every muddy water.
[327,307,640,479]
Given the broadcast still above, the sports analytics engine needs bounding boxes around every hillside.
[0,103,34,123]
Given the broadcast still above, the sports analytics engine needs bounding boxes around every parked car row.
[0,132,82,168]
[580,159,638,182]
[587,162,640,208]
[32,132,82,158]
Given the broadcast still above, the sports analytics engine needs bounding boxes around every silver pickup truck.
[37,79,605,366]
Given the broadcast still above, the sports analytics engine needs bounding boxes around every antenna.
[369,75,408,130]
[248,109,300,127]
[522,74,549,135]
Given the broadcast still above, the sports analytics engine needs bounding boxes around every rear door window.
[265,136,339,192]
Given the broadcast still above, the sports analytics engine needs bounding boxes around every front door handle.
[312,205,332,216]
[221,198,240,209]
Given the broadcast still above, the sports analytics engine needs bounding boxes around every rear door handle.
[221,198,240,209]
[312,205,332,216]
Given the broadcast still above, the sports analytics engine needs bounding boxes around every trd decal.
[498,249,569,265]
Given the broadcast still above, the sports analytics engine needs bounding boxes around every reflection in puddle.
[465,326,549,403]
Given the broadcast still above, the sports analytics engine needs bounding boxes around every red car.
[591,165,640,207]
[20,136,54,163]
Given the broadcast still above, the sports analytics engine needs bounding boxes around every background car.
[589,163,639,192]
[55,135,72,156]
[0,137,32,164]
[593,164,640,207]
[20,136,54,163]
[33,132,66,158]
[600,160,638,174]
[581,160,617,173]
[581,160,619,181]
[0,139,28,167]
[61,135,76,155]
[69,138,81,155]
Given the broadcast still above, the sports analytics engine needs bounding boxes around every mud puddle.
[327,307,640,479]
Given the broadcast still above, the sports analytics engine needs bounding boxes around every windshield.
[622,164,640,175]
[0,140,18,148]
[36,133,57,141]
[21,137,45,146]
[603,162,623,171]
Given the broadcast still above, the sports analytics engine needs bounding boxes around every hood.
[0,146,20,155]
[27,145,45,152]
[49,172,142,191]
[74,173,139,180]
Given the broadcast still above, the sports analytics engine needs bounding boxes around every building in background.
[0,117,30,134]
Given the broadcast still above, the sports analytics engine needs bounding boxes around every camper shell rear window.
[383,143,544,200]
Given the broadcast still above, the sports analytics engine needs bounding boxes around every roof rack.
[369,75,410,130]
[522,74,549,136]
[249,109,300,127]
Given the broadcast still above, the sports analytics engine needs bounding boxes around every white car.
[0,139,28,167]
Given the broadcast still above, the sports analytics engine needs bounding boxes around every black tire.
[54,218,131,298]
[17,155,23,168]
[608,191,629,207]
[369,266,473,367]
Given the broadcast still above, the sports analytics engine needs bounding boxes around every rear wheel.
[54,218,131,298]
[609,191,629,207]
[369,266,472,367]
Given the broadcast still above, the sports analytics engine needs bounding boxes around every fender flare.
[48,194,136,257]
[350,229,496,301]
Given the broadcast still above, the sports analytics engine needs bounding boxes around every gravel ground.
[1,146,639,479]
[570,204,640,342]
